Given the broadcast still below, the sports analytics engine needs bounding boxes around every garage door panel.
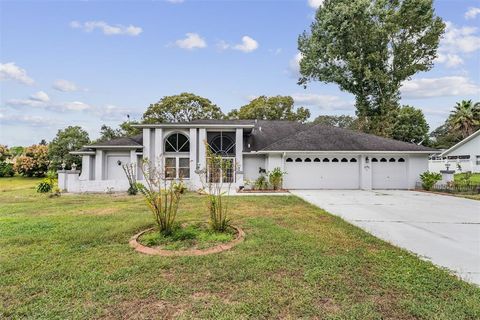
[284,156,359,189]
[372,158,408,189]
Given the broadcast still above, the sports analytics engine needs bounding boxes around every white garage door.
[283,156,360,189]
[372,157,408,189]
[106,153,130,180]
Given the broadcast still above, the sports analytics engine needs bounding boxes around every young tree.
[447,100,480,139]
[313,115,357,129]
[97,124,124,142]
[391,105,429,143]
[298,0,444,136]
[143,93,224,123]
[228,95,310,122]
[48,126,90,170]
[14,145,49,177]
[119,120,141,136]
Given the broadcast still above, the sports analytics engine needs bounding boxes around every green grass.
[1,177,479,319]
[455,172,480,184]
[139,223,235,250]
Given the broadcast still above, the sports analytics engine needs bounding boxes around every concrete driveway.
[291,190,480,285]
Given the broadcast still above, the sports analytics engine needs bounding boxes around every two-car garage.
[283,155,409,190]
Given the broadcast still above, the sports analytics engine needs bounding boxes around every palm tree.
[448,100,480,139]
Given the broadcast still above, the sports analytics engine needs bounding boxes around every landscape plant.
[14,144,49,177]
[0,162,14,177]
[254,174,269,190]
[122,162,138,195]
[268,167,286,190]
[138,157,186,236]
[36,171,59,196]
[420,171,442,191]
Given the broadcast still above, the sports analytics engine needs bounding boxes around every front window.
[165,157,190,179]
[165,133,190,152]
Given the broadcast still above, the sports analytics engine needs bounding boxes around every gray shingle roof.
[75,121,435,153]
[260,124,436,152]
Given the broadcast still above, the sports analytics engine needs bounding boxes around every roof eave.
[132,124,255,129]
[85,145,143,149]
[440,129,480,157]
[69,151,95,155]
[252,150,437,154]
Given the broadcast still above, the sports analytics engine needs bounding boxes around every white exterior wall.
[407,154,429,188]
[243,154,266,182]
[429,134,480,173]
[266,153,283,172]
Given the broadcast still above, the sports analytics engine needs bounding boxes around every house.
[429,129,480,173]
[60,120,436,192]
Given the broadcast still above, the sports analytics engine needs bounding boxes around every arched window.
[323,158,330,162]
[314,158,321,162]
[332,158,339,162]
[398,158,405,162]
[341,158,348,162]
[209,134,235,155]
[165,133,190,152]
[389,158,396,162]
[286,158,293,162]
[304,158,312,162]
[295,158,302,162]
[380,158,387,162]
[371,158,378,162]
[350,158,357,162]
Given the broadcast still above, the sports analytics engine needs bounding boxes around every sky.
[1,0,479,146]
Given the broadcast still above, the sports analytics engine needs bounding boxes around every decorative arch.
[350,158,357,162]
[380,158,387,162]
[209,133,235,156]
[398,158,405,162]
[295,158,303,162]
[341,158,348,162]
[286,158,293,162]
[165,132,190,152]
[389,158,396,162]
[332,158,339,162]
[304,158,312,162]
[314,158,321,162]
[371,158,378,162]
[322,158,330,162]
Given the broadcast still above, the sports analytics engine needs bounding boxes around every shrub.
[0,145,11,162]
[254,174,269,190]
[36,180,53,193]
[122,163,138,195]
[419,171,442,191]
[138,158,185,236]
[36,171,58,194]
[0,162,15,177]
[15,145,49,177]
[268,167,285,190]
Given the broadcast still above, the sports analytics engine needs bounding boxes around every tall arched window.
[165,133,190,152]
[209,134,235,155]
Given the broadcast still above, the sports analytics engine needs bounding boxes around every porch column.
[130,149,137,179]
[143,128,151,162]
[95,149,104,180]
[235,128,244,186]
[154,128,163,165]
[189,128,198,188]
[79,155,90,180]
[359,154,372,190]
[198,128,207,171]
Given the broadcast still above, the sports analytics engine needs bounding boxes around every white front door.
[372,157,408,189]
[283,155,360,189]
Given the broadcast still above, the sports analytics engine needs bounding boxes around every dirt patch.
[130,225,245,256]
[102,297,187,320]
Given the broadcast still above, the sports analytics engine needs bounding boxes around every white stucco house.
[429,130,480,173]
[59,120,436,192]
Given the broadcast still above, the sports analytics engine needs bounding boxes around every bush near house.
[0,162,14,177]
[14,145,49,177]
[419,171,442,191]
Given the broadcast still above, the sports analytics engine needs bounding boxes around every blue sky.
[1,0,479,146]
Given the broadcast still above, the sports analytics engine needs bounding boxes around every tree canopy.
[391,105,429,144]
[143,93,224,123]
[447,100,480,140]
[48,126,90,170]
[298,0,444,136]
[228,95,310,122]
[313,115,357,129]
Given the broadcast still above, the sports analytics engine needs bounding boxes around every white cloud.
[233,36,259,53]
[0,62,34,85]
[70,20,142,36]
[53,79,78,92]
[308,0,324,9]
[465,7,480,20]
[441,21,480,54]
[174,33,207,50]
[166,0,184,3]
[435,53,463,68]
[401,76,480,99]
[30,91,50,102]
[288,52,303,77]
[61,101,92,111]
[291,93,353,110]
[217,36,259,53]
[0,114,55,127]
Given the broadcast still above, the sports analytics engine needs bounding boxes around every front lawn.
[455,172,480,185]
[1,178,479,319]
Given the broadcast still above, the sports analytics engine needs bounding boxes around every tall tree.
[48,126,90,170]
[228,95,310,122]
[97,125,124,142]
[313,115,357,129]
[391,105,429,143]
[447,100,480,139]
[143,93,224,123]
[298,0,445,136]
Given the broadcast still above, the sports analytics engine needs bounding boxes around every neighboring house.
[60,120,436,192]
[429,130,480,173]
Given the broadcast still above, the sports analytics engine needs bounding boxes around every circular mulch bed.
[129,225,245,256]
